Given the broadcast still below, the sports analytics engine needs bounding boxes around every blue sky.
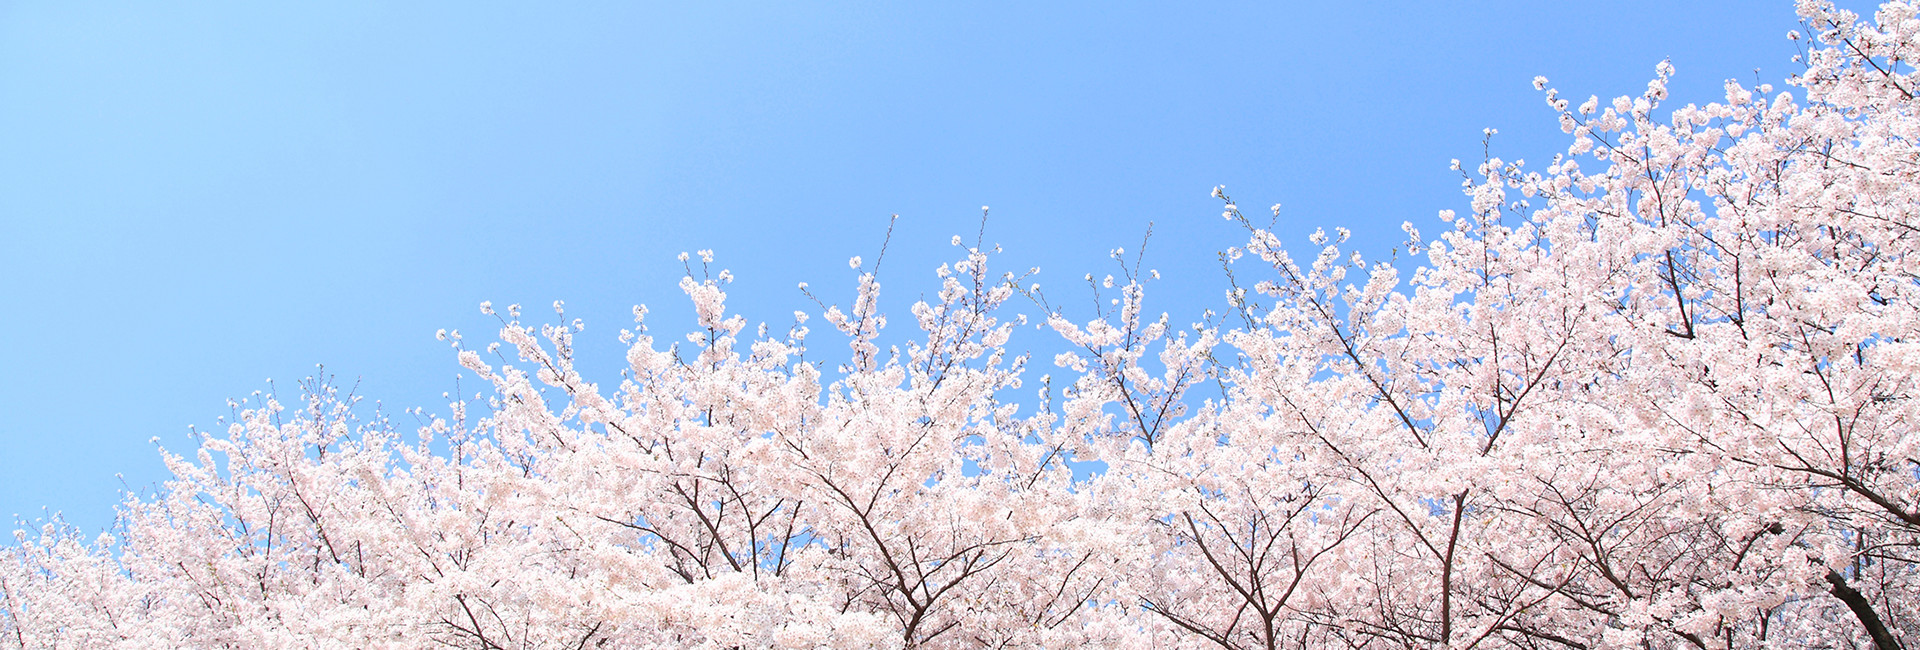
[1,1,1836,534]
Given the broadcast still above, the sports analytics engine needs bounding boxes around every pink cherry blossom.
[6,2,1920,648]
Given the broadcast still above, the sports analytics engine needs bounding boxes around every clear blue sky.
[1,1,1840,534]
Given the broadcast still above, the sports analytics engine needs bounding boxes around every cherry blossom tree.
[6,1,1920,648]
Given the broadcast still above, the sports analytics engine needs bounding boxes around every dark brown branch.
[1826,569,1904,650]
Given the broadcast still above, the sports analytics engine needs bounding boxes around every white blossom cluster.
[7,1,1920,647]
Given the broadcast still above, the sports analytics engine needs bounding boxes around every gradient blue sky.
[1,1,1845,534]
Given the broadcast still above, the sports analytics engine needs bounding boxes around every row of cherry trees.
[7,1,1920,647]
